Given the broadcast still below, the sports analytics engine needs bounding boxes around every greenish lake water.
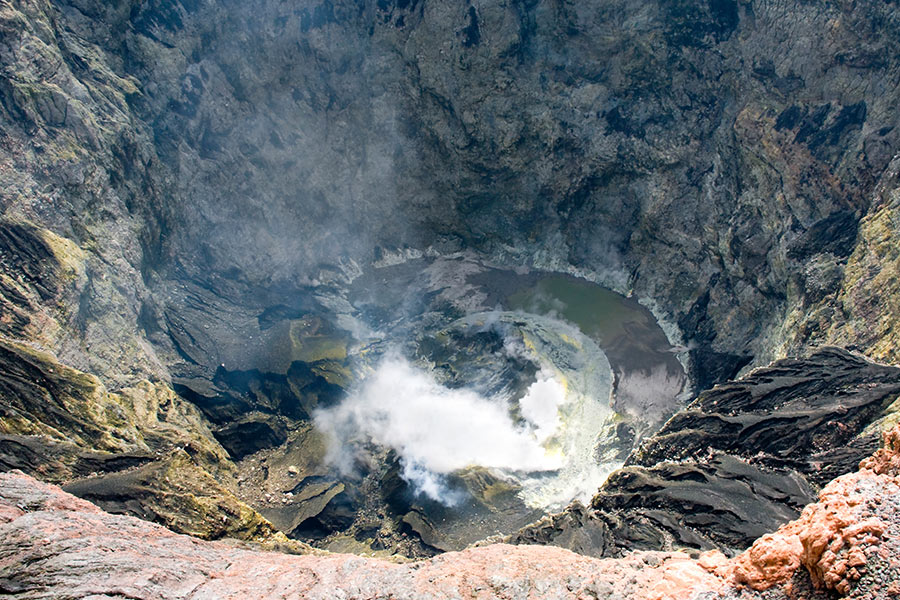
[507,275,651,348]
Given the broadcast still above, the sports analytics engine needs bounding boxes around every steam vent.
[4,1,900,598]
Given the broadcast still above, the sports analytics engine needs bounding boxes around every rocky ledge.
[510,348,900,558]
[2,426,900,600]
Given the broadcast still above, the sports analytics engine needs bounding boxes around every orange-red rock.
[708,425,900,594]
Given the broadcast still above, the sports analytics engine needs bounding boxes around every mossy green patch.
[828,194,900,364]
[0,337,229,470]
[288,317,349,363]
[38,228,86,282]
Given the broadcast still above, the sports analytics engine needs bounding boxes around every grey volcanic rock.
[134,0,900,376]
[0,0,171,385]
[5,0,897,383]
[510,349,900,557]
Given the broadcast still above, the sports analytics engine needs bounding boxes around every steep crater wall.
[3,0,900,560]
[119,0,900,383]
[5,0,898,398]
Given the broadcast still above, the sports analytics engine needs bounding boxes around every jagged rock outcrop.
[629,348,900,486]
[0,336,306,549]
[708,425,900,597]
[0,0,170,385]
[783,155,900,365]
[3,426,899,599]
[510,348,900,557]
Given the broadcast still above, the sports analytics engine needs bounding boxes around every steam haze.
[314,354,566,504]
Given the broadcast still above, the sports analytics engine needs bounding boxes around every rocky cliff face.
[5,0,900,387]
[3,0,900,568]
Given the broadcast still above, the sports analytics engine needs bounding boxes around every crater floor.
[4,424,900,600]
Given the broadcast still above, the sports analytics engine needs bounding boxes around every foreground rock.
[3,426,900,599]
[710,425,900,599]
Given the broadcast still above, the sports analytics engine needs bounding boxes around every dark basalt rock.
[214,413,288,460]
[401,510,453,552]
[665,0,741,48]
[176,362,343,459]
[508,454,815,556]
[510,348,900,557]
[787,211,860,261]
[630,348,900,485]
[686,348,753,396]
[0,221,58,303]
[459,6,481,48]
[0,434,153,483]
[258,481,347,538]
[513,455,814,558]
[288,487,357,540]
[508,501,615,557]
[0,341,120,452]
[0,221,61,339]
[594,455,814,552]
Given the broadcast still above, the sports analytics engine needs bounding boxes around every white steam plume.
[518,371,567,444]
[314,354,564,505]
